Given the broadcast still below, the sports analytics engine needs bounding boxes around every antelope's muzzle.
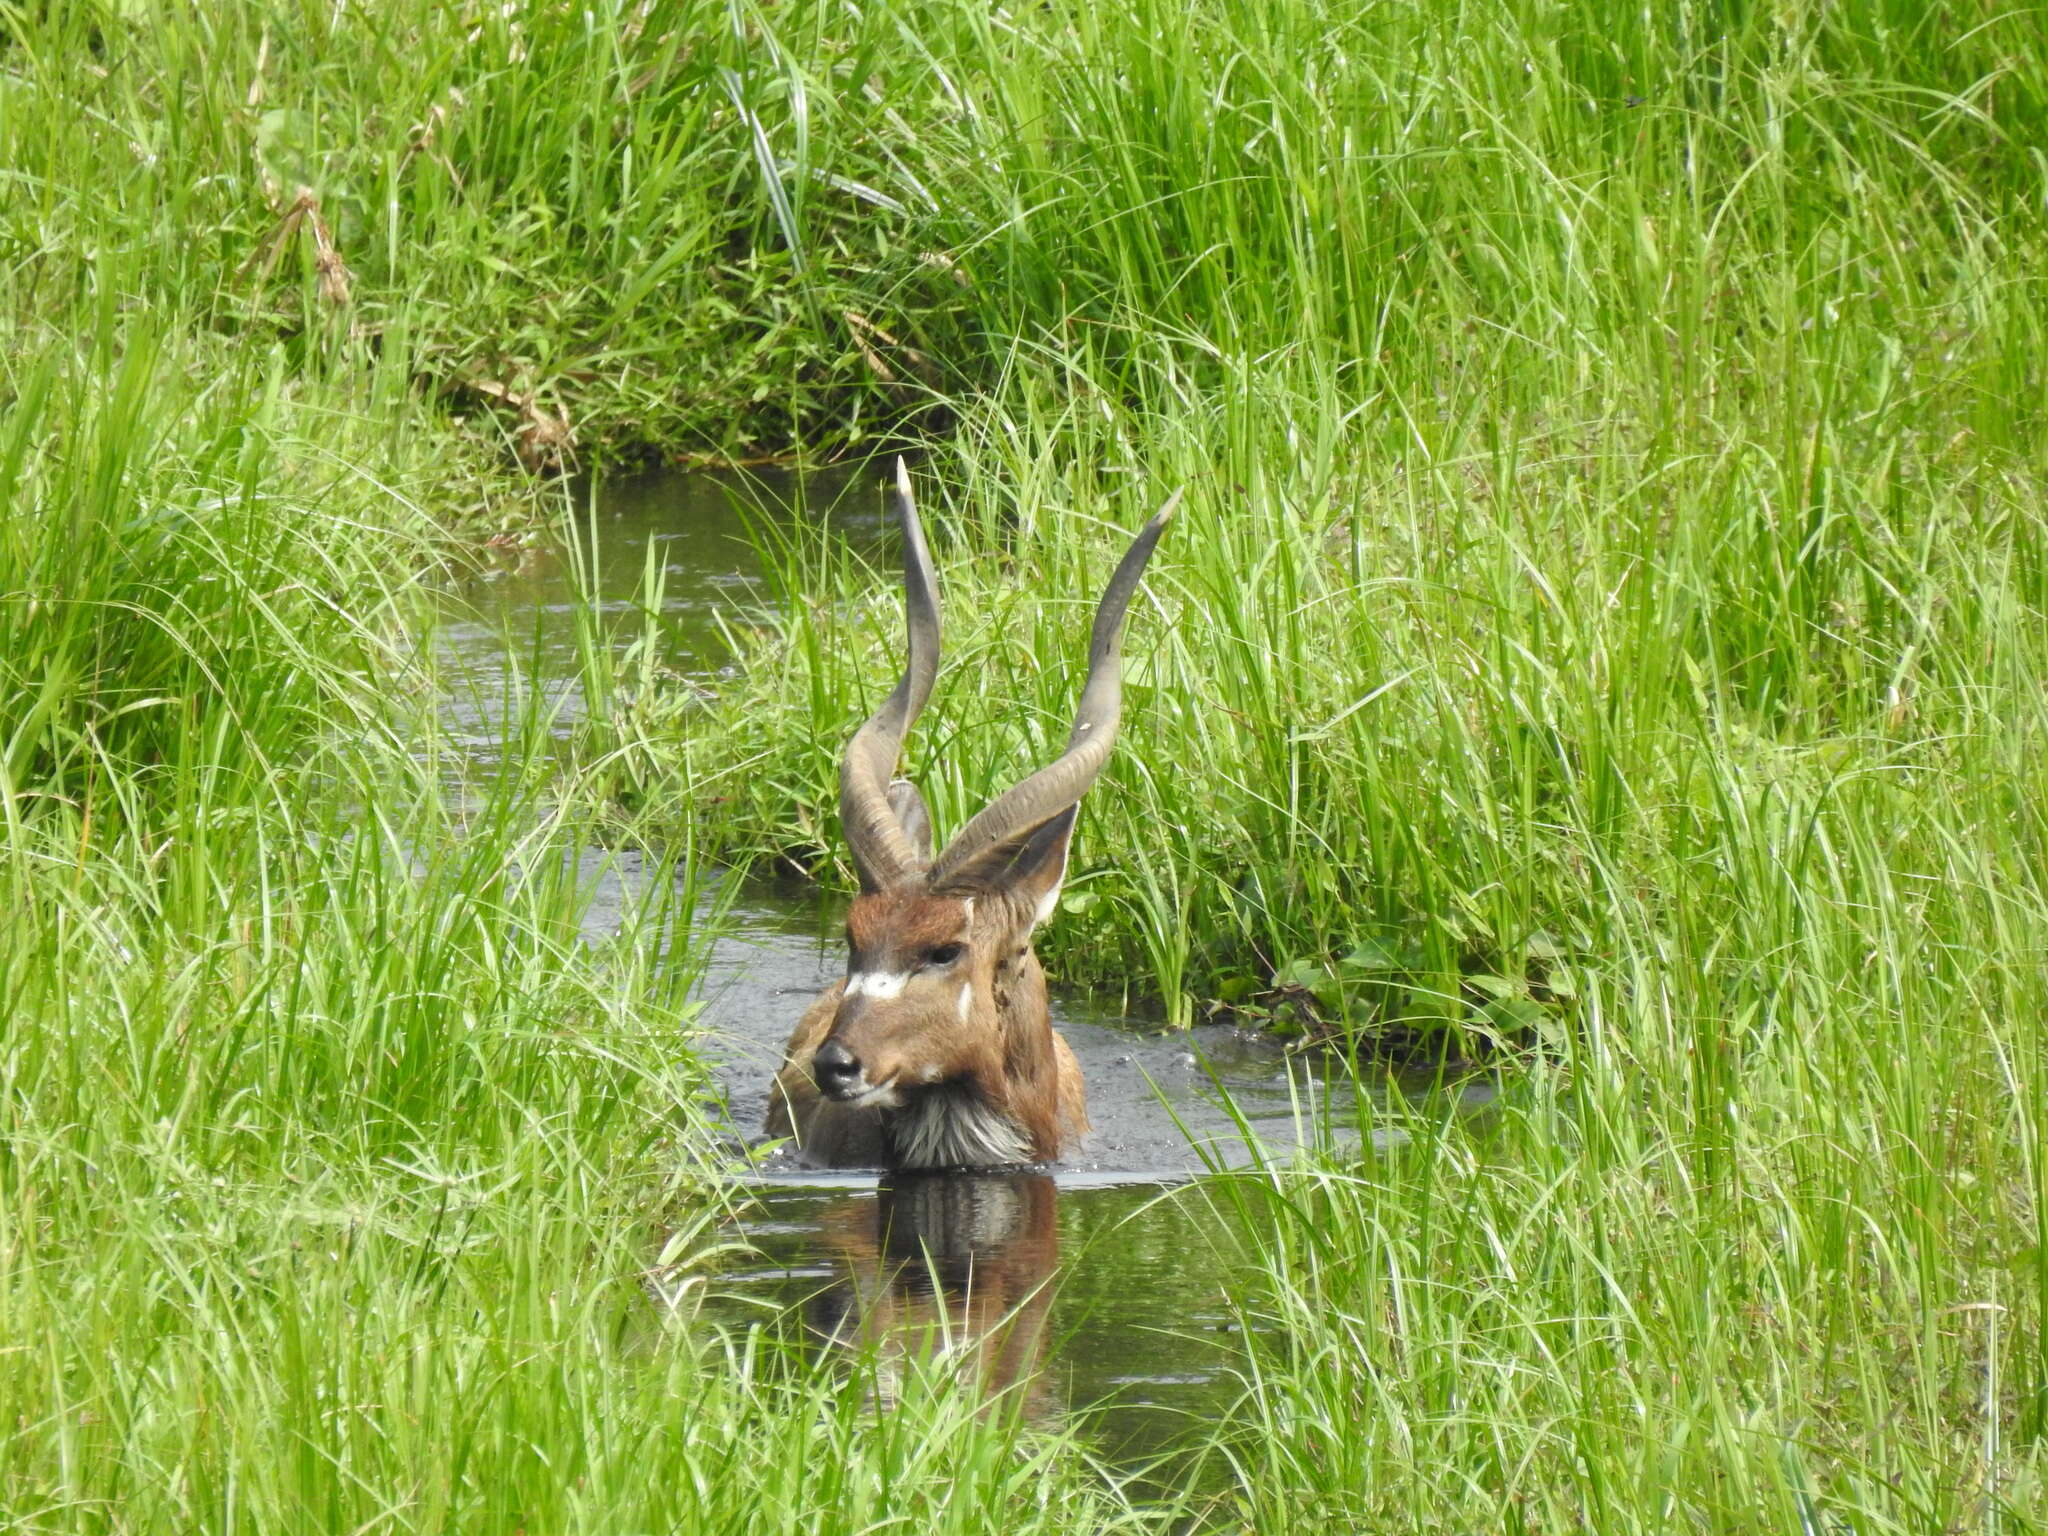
[812,1038,865,1101]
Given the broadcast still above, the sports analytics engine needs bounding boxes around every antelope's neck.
[884,948,1065,1170]
[884,1084,1035,1169]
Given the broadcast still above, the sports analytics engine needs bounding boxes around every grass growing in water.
[614,0,2048,1033]
[579,0,2048,1520]
[8,0,2048,1527]
[0,286,1177,1534]
[1184,1025,2040,1530]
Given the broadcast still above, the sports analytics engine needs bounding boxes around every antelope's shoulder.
[765,984,848,1137]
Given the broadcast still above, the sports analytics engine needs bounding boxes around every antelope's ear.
[929,805,1077,926]
[886,779,933,865]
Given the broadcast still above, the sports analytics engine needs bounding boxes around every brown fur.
[766,888,1089,1168]
[767,468,1170,1169]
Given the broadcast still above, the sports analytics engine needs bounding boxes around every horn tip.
[895,456,914,499]
[1148,488,1186,533]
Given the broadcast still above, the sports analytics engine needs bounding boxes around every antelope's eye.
[924,943,965,968]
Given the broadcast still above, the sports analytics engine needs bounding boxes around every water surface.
[441,463,1486,1491]
[437,463,874,756]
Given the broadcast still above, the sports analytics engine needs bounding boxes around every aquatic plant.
[5,0,2045,1529]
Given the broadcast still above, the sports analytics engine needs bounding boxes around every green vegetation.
[616,0,2048,1033]
[7,0,2047,1530]
[1187,1046,2038,1529]
[0,8,1179,1529]
[0,239,1165,1536]
[600,0,2048,1524]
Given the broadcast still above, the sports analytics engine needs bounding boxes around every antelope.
[765,461,1175,1169]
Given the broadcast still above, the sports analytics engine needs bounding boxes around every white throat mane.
[885,1085,1032,1170]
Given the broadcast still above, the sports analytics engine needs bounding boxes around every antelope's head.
[810,461,1175,1111]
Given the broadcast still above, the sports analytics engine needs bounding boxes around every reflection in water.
[806,1172,1061,1417]
[435,462,876,759]
[434,463,1506,1491]
[712,1172,1265,1492]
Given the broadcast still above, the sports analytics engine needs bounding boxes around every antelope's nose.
[813,1038,862,1098]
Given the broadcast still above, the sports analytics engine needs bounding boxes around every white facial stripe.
[845,970,910,1000]
[957,983,973,1022]
[847,1079,903,1110]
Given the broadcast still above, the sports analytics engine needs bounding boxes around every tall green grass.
[1,6,1194,1525]
[614,0,2048,1027]
[1189,1027,2040,1531]
[13,2,2038,457]
[2,0,978,458]
[582,2,2048,1518]
[9,0,2048,1528]
[0,321,1180,1529]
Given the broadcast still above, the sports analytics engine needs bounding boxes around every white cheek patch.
[845,971,910,1000]
[957,984,973,1023]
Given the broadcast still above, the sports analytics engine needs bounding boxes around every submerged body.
[764,461,1171,1171]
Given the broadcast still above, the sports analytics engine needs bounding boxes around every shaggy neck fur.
[884,1084,1034,1169]
[882,934,1065,1170]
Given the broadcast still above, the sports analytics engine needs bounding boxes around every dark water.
[440,464,1490,1487]
[437,463,877,756]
